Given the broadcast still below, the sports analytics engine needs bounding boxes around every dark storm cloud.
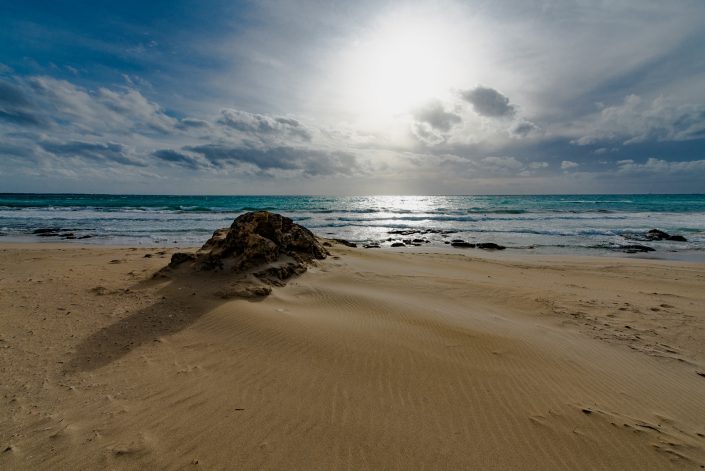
[461,86,516,118]
[218,109,312,141]
[185,143,359,176]
[0,79,44,126]
[40,140,147,167]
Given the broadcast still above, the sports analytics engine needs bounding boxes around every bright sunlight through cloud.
[339,10,468,124]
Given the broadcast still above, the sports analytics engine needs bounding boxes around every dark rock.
[451,239,466,244]
[363,244,380,249]
[476,243,506,250]
[618,244,655,253]
[62,234,76,240]
[163,212,327,297]
[388,229,417,236]
[412,239,425,243]
[646,229,670,240]
[196,212,327,269]
[451,241,475,248]
[388,229,455,236]
[667,235,687,242]
[333,238,357,248]
[33,228,61,234]
[402,239,412,244]
[169,252,197,267]
[391,242,405,247]
[629,229,688,242]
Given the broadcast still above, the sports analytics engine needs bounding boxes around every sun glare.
[340,15,463,122]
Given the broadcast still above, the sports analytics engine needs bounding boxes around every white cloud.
[573,94,705,146]
[616,157,705,175]
[561,160,579,170]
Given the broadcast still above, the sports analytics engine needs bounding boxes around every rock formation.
[164,211,328,298]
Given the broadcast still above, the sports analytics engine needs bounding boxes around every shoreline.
[3,236,705,264]
[2,243,704,469]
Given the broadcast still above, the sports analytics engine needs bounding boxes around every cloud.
[510,119,538,137]
[616,157,705,175]
[152,149,201,169]
[176,117,210,129]
[410,100,462,146]
[529,161,549,169]
[23,76,176,135]
[218,108,312,141]
[461,86,516,118]
[184,143,360,176]
[561,160,579,170]
[40,140,146,167]
[573,95,705,146]
[0,79,45,126]
[413,100,461,132]
[481,156,523,173]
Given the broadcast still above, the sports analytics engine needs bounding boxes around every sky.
[1,0,704,195]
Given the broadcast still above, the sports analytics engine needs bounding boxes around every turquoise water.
[1,194,704,259]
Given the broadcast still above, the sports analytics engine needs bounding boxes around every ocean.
[1,193,704,260]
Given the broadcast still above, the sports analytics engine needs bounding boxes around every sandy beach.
[1,242,705,470]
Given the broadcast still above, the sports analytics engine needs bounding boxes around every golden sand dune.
[1,243,704,470]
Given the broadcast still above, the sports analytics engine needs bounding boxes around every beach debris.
[163,211,328,297]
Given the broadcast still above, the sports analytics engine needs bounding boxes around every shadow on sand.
[63,270,265,374]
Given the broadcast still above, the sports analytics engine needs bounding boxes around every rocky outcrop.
[32,228,91,240]
[164,211,328,297]
[476,242,506,250]
[623,229,688,243]
[450,240,506,250]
